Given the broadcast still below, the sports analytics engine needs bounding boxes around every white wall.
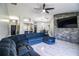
[0,22,9,40]
[0,4,9,40]
[0,4,8,19]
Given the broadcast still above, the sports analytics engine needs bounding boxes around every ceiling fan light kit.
[35,3,54,14]
[42,9,46,12]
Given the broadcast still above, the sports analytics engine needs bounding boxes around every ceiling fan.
[35,3,54,13]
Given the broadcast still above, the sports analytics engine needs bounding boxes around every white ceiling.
[1,3,79,22]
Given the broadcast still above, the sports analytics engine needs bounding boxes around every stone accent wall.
[54,12,79,44]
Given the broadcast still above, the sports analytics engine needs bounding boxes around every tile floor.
[31,39,79,56]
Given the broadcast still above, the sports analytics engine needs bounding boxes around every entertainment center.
[54,12,79,44]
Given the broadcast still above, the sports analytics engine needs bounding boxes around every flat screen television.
[57,16,78,28]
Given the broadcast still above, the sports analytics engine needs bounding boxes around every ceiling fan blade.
[43,3,45,9]
[45,10,49,13]
[45,8,54,10]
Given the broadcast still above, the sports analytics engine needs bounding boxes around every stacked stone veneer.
[54,12,79,44]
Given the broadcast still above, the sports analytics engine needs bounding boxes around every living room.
[0,3,79,56]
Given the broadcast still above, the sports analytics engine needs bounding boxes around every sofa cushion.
[0,47,10,56]
[28,37,43,45]
[16,41,33,56]
[0,39,17,56]
[17,46,29,56]
[16,34,26,41]
[25,32,45,39]
[43,36,55,44]
[7,34,27,44]
[1,38,16,48]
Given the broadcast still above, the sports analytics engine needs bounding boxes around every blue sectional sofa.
[0,37,40,56]
[25,31,45,45]
[25,31,55,45]
[0,31,55,56]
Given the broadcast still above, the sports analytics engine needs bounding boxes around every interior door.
[11,25,16,35]
[34,25,37,33]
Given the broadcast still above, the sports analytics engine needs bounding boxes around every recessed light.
[9,16,19,20]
